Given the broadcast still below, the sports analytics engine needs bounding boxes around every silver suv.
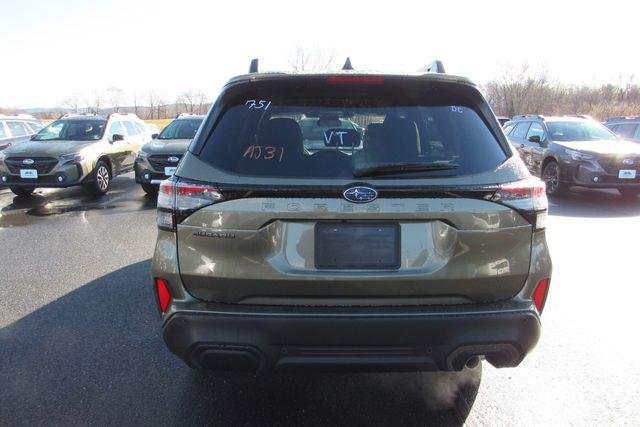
[0,114,46,152]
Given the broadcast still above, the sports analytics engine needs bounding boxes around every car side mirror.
[151,133,159,139]
[528,135,542,143]
[111,134,124,143]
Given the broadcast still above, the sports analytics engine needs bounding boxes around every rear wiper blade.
[353,162,460,178]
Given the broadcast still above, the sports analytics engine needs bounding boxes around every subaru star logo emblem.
[22,158,35,165]
[168,156,179,163]
[343,186,377,203]
[623,159,634,166]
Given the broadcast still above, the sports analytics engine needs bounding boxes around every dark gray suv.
[505,115,640,197]
[151,62,552,375]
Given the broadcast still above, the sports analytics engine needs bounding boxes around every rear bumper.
[162,304,541,373]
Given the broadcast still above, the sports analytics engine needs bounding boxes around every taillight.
[155,278,171,313]
[491,177,548,230]
[532,278,550,313]
[157,178,223,231]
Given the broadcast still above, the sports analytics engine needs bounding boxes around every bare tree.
[85,91,104,114]
[146,91,160,119]
[194,90,209,114]
[131,91,143,117]
[107,86,125,112]
[484,63,640,120]
[177,90,196,113]
[61,93,81,113]
[156,93,168,120]
[287,45,337,72]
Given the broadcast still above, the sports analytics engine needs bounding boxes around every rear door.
[106,120,131,173]
[525,122,547,175]
[175,76,533,306]
[509,122,532,169]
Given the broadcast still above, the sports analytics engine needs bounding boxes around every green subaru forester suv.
[0,113,149,196]
[151,61,552,375]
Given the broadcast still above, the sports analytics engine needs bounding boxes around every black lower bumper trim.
[162,307,541,373]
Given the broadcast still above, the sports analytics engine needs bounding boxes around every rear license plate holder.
[315,223,400,270]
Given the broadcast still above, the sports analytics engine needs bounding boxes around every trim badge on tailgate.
[343,186,377,203]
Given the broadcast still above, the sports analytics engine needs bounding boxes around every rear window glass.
[197,78,507,179]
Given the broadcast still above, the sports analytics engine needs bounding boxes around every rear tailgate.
[177,196,532,305]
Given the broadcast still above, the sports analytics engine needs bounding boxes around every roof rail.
[562,114,595,120]
[104,112,135,121]
[249,58,259,73]
[342,57,354,70]
[0,113,37,119]
[421,60,446,74]
[511,114,545,120]
[606,115,640,121]
[60,112,96,119]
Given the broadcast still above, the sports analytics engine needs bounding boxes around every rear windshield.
[197,77,507,179]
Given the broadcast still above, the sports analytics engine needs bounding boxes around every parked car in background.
[0,113,150,196]
[151,60,552,376]
[603,116,640,143]
[496,116,510,127]
[505,115,640,197]
[0,114,46,152]
[146,123,161,137]
[135,113,204,194]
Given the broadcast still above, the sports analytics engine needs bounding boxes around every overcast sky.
[1,0,638,108]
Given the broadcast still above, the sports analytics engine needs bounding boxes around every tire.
[141,182,158,195]
[618,187,640,198]
[87,161,112,195]
[10,187,35,197]
[541,160,566,196]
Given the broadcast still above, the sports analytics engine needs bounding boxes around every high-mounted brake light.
[491,177,548,230]
[157,178,223,232]
[532,278,550,313]
[155,278,171,313]
[326,76,385,85]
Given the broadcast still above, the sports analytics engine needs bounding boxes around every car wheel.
[88,161,111,195]
[141,182,158,195]
[618,187,640,198]
[542,160,566,195]
[10,187,35,197]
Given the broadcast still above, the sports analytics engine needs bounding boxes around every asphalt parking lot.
[1,174,640,425]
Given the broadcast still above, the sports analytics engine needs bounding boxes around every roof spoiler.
[421,60,446,74]
[512,114,545,120]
